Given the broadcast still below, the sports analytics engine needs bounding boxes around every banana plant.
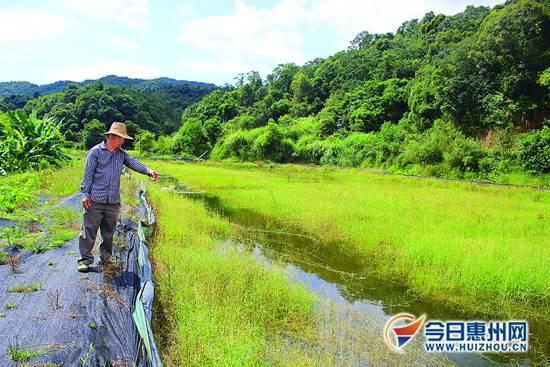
[0,110,70,174]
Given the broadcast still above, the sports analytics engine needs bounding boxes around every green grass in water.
[148,187,320,366]
[146,160,550,318]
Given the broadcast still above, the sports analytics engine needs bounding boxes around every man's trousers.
[78,201,120,265]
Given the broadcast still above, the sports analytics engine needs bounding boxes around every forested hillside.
[1,0,547,178]
[161,0,548,177]
[1,81,214,146]
[0,76,216,146]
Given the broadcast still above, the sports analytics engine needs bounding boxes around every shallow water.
[157,175,547,366]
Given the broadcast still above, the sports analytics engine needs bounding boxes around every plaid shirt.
[81,141,151,204]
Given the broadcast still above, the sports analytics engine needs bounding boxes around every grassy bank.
[0,158,85,253]
[146,160,549,319]
[0,156,84,216]
[147,187,323,366]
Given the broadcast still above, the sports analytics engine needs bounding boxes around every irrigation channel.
[156,175,547,367]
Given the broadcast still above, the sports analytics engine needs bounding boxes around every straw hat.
[102,122,134,140]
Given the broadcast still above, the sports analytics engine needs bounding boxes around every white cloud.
[0,8,75,42]
[178,0,308,77]
[307,0,503,36]
[178,59,250,74]
[176,57,274,84]
[60,0,150,29]
[105,35,140,50]
[177,0,504,80]
[308,0,423,35]
[47,59,161,82]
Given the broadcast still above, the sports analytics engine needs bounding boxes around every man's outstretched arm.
[123,151,161,180]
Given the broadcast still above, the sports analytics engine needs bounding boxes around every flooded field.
[153,170,549,366]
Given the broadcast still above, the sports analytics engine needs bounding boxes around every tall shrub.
[518,125,550,173]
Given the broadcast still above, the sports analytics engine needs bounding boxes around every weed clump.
[0,227,24,246]
[7,281,43,293]
[6,337,46,364]
[30,239,65,254]
[79,342,95,367]
[0,250,8,264]
[30,241,51,254]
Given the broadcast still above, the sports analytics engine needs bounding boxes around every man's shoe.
[77,262,89,273]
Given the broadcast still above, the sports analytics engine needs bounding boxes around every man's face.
[107,135,125,148]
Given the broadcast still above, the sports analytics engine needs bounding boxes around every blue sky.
[0,0,504,86]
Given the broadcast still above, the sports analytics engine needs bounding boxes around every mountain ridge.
[0,75,216,98]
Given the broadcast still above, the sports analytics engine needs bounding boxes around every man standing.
[78,122,161,272]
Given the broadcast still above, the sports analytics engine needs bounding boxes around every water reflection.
[156,175,541,366]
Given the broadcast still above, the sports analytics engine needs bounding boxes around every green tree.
[173,118,211,156]
[252,122,293,162]
[0,94,32,111]
[82,119,106,149]
[172,0,548,178]
[267,63,300,97]
[433,0,550,133]
[135,130,156,153]
[291,71,313,103]
[24,81,201,140]
[342,79,409,132]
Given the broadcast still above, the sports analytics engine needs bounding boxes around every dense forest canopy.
[163,0,548,176]
[0,80,216,145]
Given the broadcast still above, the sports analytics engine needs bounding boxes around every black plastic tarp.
[0,181,161,367]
